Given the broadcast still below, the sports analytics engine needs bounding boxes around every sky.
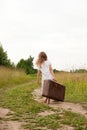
[0,0,87,71]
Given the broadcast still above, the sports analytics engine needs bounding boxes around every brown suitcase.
[42,80,65,101]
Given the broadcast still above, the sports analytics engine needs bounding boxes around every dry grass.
[55,72,87,83]
[0,66,30,88]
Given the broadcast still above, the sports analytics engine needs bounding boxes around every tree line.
[0,43,37,74]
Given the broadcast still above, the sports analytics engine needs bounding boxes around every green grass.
[0,67,87,130]
[1,83,50,113]
[55,72,87,103]
[64,81,87,103]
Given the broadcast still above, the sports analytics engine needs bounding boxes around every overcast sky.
[0,0,87,70]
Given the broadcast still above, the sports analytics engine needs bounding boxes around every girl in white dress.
[36,51,55,104]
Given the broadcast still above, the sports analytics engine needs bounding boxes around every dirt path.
[32,88,87,118]
[0,108,25,130]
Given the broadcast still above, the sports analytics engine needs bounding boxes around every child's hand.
[53,79,57,82]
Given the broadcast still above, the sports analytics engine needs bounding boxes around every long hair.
[36,52,47,67]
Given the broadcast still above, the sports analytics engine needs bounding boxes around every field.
[0,66,87,130]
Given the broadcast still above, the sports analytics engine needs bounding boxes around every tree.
[16,59,26,69]
[0,43,14,67]
[16,56,37,74]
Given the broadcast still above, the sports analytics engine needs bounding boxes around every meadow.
[0,66,87,130]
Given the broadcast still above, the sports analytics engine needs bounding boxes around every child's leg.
[47,98,50,104]
[44,97,48,103]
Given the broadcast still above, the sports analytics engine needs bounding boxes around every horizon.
[1,42,87,72]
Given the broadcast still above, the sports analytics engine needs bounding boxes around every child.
[36,51,55,104]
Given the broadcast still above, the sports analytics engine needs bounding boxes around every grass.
[55,72,87,103]
[0,66,30,88]
[0,66,36,88]
[0,66,87,130]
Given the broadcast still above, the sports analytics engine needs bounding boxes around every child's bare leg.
[47,98,50,104]
[44,97,48,103]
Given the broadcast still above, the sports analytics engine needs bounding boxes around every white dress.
[38,60,54,93]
